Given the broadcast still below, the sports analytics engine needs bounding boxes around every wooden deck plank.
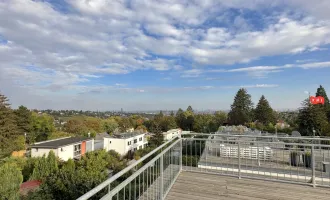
[165,172,330,200]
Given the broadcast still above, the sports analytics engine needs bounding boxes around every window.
[109,141,111,144]
[74,144,81,156]
[134,147,137,151]
[139,145,142,149]
[139,137,142,141]
[127,141,131,146]
[134,139,137,143]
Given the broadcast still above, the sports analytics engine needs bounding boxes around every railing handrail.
[182,133,330,141]
[185,138,330,148]
[77,136,179,200]
[102,139,182,199]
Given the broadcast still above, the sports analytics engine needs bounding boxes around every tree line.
[0,149,128,200]
[226,86,330,136]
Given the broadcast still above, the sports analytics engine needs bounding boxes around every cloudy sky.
[0,0,330,111]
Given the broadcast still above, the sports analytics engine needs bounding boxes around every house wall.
[104,134,145,155]
[31,148,58,158]
[164,129,181,141]
[86,140,94,152]
[57,145,74,161]
[31,139,94,161]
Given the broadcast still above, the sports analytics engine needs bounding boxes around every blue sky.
[0,0,330,111]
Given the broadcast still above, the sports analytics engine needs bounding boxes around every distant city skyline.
[1,1,330,111]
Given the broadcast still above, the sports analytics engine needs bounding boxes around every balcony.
[77,134,330,200]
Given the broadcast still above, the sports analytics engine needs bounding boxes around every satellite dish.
[291,131,301,137]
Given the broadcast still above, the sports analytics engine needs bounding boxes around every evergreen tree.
[316,85,330,121]
[298,99,329,136]
[316,85,330,105]
[228,88,254,125]
[14,105,32,135]
[0,93,20,158]
[183,106,194,131]
[186,105,194,113]
[175,108,186,129]
[0,163,23,200]
[254,95,276,125]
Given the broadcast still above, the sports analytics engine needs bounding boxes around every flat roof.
[30,137,92,149]
[106,132,144,139]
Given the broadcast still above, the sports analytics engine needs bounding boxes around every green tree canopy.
[31,151,58,180]
[102,118,119,134]
[228,88,254,125]
[14,105,32,135]
[0,93,20,158]
[298,99,329,136]
[193,114,218,133]
[316,85,330,105]
[214,111,227,127]
[316,85,330,121]
[30,112,55,142]
[175,108,186,129]
[0,163,23,200]
[64,118,89,135]
[254,95,276,125]
[186,105,194,113]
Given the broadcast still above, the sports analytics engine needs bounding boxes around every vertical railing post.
[238,141,241,179]
[160,154,164,199]
[180,138,183,172]
[312,144,316,187]
[108,184,112,200]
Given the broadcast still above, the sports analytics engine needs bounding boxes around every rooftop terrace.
[77,133,330,200]
[166,171,330,200]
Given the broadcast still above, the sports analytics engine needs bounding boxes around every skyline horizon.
[1,1,330,111]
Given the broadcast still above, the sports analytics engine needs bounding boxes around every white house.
[163,129,182,141]
[103,133,148,156]
[30,137,94,161]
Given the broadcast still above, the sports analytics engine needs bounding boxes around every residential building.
[30,137,94,161]
[103,132,148,156]
[163,129,182,141]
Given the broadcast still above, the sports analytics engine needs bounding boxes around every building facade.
[103,133,148,156]
[163,129,182,141]
[30,137,94,161]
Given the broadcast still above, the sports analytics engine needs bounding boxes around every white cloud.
[180,69,204,78]
[296,59,317,63]
[299,61,330,69]
[0,0,329,109]
[225,61,330,77]
[115,83,127,87]
[240,84,279,88]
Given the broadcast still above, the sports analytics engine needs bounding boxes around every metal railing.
[77,136,182,200]
[78,133,330,200]
[183,133,330,188]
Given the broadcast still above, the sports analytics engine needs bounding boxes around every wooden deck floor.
[165,172,330,200]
